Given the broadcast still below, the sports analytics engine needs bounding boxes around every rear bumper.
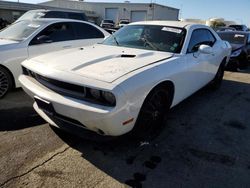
[19,75,136,136]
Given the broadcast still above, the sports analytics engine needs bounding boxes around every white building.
[40,0,179,24]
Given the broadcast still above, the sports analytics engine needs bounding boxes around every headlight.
[89,88,101,99]
[88,88,116,107]
[102,91,116,106]
[231,49,242,57]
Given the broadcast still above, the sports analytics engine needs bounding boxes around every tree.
[211,21,226,28]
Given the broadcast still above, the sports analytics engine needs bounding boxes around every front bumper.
[19,75,136,136]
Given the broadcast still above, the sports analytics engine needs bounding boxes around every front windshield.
[16,10,45,22]
[102,25,186,53]
[218,33,246,44]
[0,20,44,41]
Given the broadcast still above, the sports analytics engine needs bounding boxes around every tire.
[226,61,238,72]
[0,66,13,98]
[131,85,172,140]
[238,55,248,70]
[209,62,225,90]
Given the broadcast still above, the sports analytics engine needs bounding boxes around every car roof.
[229,24,246,26]
[129,20,203,28]
[217,27,235,29]
[19,18,89,24]
[217,31,249,35]
[26,9,85,14]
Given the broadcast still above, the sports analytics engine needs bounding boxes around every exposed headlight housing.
[89,88,101,100]
[231,49,242,57]
[102,91,116,106]
[88,88,116,107]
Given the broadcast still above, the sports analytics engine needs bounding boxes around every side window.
[187,29,216,53]
[72,22,104,39]
[206,30,216,45]
[30,22,75,45]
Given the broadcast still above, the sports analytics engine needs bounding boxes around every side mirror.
[199,44,213,54]
[36,35,52,44]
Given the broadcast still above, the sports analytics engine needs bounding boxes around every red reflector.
[122,118,134,126]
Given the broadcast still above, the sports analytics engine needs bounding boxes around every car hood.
[0,39,19,50]
[31,44,174,83]
[231,43,245,52]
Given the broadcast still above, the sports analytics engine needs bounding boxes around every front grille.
[23,66,87,100]
[22,66,116,107]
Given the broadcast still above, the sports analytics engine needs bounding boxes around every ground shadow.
[226,65,250,74]
[53,79,250,188]
[0,107,45,131]
[0,89,45,131]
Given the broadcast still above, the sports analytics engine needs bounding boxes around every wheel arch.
[0,64,15,88]
[131,79,175,138]
[222,56,227,64]
[147,80,175,108]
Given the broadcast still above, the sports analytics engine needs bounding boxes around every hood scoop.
[120,54,136,58]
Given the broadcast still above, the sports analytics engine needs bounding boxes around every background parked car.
[118,19,130,28]
[104,28,118,34]
[218,31,250,70]
[215,27,236,32]
[228,24,249,32]
[100,19,115,29]
[0,19,109,98]
[0,18,9,30]
[16,9,88,22]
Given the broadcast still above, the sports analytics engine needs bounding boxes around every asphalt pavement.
[0,70,250,188]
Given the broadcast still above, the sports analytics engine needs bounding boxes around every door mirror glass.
[199,44,213,54]
[36,35,52,44]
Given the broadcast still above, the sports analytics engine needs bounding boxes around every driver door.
[27,22,76,58]
[184,29,217,93]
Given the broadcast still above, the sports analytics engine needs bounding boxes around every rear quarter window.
[72,22,104,39]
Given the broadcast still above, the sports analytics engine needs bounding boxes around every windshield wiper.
[111,34,119,46]
[141,37,160,51]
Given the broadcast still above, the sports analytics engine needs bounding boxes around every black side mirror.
[37,35,52,44]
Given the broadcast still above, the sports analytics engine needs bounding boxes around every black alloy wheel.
[132,86,171,140]
[0,67,12,98]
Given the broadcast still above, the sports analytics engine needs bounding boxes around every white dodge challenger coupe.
[0,18,109,98]
[19,21,231,138]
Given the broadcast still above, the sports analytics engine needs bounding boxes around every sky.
[4,0,250,25]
